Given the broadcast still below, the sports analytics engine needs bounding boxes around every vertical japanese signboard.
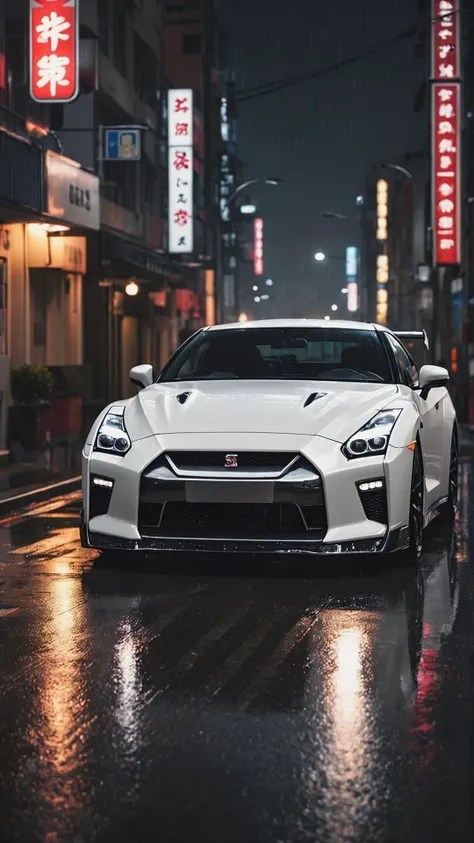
[376,254,389,325]
[345,246,359,313]
[431,0,461,265]
[29,0,79,103]
[432,0,460,79]
[254,218,263,275]
[168,89,194,254]
[376,179,388,241]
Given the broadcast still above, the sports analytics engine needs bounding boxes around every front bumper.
[80,518,409,555]
[82,432,414,556]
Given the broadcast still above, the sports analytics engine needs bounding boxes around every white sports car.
[80,319,458,560]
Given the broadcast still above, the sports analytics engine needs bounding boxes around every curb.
[0,476,81,516]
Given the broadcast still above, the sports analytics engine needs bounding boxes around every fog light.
[358,479,384,492]
[92,477,113,488]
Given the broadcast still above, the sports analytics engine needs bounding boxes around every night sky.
[218,0,427,318]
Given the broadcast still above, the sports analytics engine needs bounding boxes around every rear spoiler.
[393,330,429,351]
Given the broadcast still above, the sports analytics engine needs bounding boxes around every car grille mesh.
[89,484,113,519]
[166,451,297,472]
[358,488,388,525]
[138,502,327,539]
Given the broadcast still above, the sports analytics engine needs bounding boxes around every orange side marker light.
[407,441,416,451]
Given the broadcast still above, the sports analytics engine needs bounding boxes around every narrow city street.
[0,459,472,843]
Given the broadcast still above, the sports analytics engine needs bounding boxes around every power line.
[236,25,416,102]
[235,10,457,103]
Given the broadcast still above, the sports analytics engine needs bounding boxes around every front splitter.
[81,522,408,556]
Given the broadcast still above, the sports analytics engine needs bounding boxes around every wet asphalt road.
[0,463,472,842]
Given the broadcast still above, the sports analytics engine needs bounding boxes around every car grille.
[165,451,297,473]
[358,487,388,525]
[138,501,326,539]
[89,482,113,519]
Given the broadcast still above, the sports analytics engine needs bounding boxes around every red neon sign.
[432,0,460,81]
[30,0,79,103]
[432,82,460,265]
[254,217,263,275]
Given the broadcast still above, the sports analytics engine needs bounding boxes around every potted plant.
[9,364,54,453]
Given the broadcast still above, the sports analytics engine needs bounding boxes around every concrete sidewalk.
[0,446,81,514]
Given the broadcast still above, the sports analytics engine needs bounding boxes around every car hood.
[124,380,400,443]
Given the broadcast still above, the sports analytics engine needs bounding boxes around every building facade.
[164,0,239,325]
[0,0,236,446]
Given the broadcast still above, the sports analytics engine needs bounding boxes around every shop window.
[143,161,157,213]
[103,161,137,212]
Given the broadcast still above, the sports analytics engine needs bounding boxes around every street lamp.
[125,280,139,296]
[226,177,283,208]
[314,252,345,262]
[383,163,413,180]
[331,304,338,312]
[321,211,359,222]
[324,315,330,321]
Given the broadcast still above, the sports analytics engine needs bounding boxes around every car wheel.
[441,425,459,521]
[401,440,424,564]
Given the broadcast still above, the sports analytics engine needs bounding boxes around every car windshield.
[159,326,394,384]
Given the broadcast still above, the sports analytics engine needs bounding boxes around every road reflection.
[34,571,94,828]
[0,462,469,843]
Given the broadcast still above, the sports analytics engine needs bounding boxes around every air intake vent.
[304,392,319,408]
[89,477,114,519]
[177,391,192,404]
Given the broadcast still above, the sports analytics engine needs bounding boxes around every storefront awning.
[100,229,193,285]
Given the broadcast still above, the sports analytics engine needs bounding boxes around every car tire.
[441,425,459,522]
[400,438,424,564]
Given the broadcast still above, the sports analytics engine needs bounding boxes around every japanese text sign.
[376,179,388,241]
[30,0,79,103]
[432,83,460,265]
[254,218,263,275]
[376,254,388,324]
[345,246,358,279]
[168,89,193,147]
[347,282,358,313]
[432,0,460,81]
[168,89,194,254]
[168,147,193,253]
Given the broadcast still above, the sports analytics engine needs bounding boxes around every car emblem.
[225,454,238,468]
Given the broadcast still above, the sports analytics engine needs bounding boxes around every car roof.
[205,318,390,332]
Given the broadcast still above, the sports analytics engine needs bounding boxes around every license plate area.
[185,481,274,504]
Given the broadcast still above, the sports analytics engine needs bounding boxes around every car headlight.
[94,406,131,455]
[343,409,402,459]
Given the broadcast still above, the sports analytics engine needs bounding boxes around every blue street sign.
[104,128,141,161]
[345,246,358,279]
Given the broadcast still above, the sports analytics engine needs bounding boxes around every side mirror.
[418,364,449,400]
[130,364,153,390]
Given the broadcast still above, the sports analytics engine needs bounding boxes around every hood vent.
[176,391,192,405]
[304,392,326,408]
